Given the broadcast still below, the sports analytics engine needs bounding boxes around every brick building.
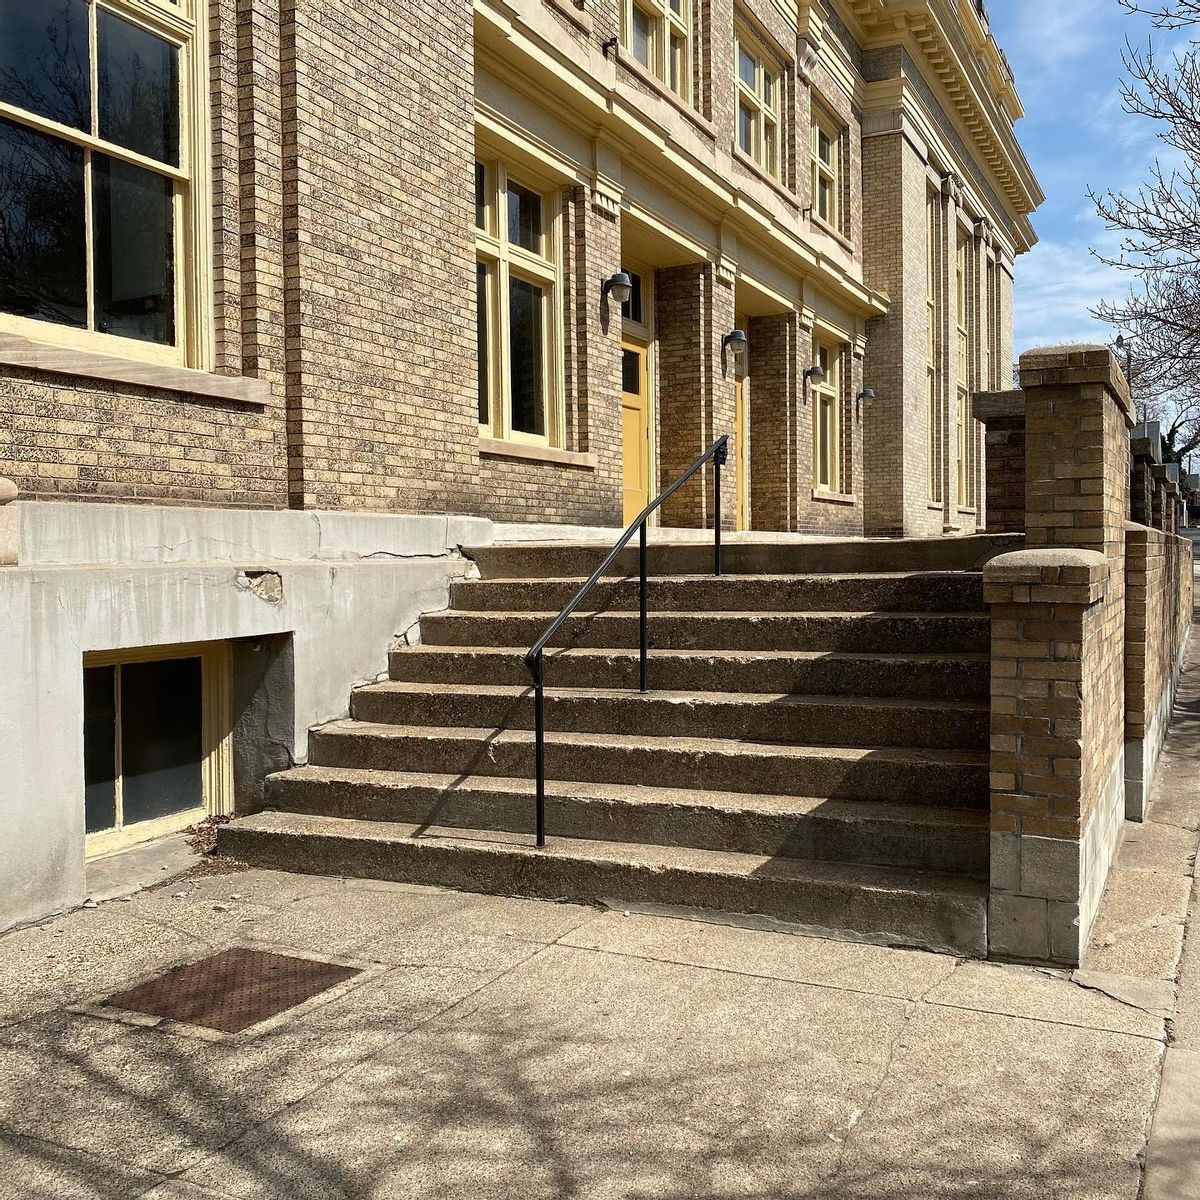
[0,0,1045,932]
[0,0,1039,534]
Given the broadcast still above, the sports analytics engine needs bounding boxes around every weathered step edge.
[349,683,990,751]
[266,766,990,875]
[218,811,988,957]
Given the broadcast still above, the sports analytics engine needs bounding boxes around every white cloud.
[1013,236,1132,353]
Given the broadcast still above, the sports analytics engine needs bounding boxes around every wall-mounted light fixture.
[602,271,633,306]
[722,329,748,367]
[856,388,875,419]
[804,364,827,384]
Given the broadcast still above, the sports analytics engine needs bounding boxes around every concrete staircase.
[220,536,1008,956]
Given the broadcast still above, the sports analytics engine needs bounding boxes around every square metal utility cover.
[103,947,361,1034]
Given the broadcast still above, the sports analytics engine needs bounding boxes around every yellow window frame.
[623,0,691,101]
[811,110,841,230]
[735,26,781,178]
[474,160,564,448]
[0,0,213,370]
[83,639,232,860]
[812,340,841,493]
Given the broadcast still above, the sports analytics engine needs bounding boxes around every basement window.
[84,642,231,857]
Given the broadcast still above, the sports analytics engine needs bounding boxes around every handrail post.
[533,650,546,848]
[713,444,723,577]
[639,521,648,693]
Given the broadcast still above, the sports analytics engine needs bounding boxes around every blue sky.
[987,0,1174,352]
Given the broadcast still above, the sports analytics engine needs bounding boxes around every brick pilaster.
[985,345,1133,966]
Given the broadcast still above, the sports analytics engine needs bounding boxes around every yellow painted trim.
[83,641,233,859]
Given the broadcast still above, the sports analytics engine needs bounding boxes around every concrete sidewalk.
[2,661,1199,1198]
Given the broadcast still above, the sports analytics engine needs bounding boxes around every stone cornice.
[839,0,1043,224]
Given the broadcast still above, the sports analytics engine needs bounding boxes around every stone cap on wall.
[1018,345,1133,420]
[1132,437,1163,464]
[983,547,1109,606]
[975,389,1025,424]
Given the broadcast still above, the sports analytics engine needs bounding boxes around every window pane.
[818,129,832,165]
[120,658,203,826]
[738,103,754,155]
[633,7,652,68]
[763,70,775,110]
[97,9,180,167]
[738,45,756,89]
[621,269,643,325]
[622,348,640,395]
[92,154,175,346]
[0,118,86,328]
[670,0,682,14]
[670,32,685,95]
[0,0,90,130]
[764,122,777,175]
[509,276,544,437]
[476,262,489,425]
[475,162,486,231]
[507,181,541,252]
[84,666,117,834]
[819,175,832,221]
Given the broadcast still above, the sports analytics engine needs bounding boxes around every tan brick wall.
[1125,525,1192,741]
[984,414,1025,534]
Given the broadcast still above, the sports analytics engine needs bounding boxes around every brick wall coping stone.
[0,479,15,505]
[1126,521,1192,545]
[1018,345,1133,419]
[1132,437,1163,464]
[975,389,1024,424]
[983,548,1109,605]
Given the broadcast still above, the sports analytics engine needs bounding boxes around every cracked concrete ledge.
[1,501,494,567]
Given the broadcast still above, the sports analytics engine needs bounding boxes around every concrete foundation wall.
[0,503,493,933]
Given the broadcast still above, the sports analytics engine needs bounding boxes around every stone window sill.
[614,48,717,140]
[479,436,596,469]
[731,144,799,209]
[544,0,592,33]
[812,488,857,505]
[0,332,274,408]
[810,212,856,256]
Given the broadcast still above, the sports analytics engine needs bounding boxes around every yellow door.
[621,343,650,524]
[735,375,749,530]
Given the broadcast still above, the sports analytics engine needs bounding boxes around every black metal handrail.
[523,434,730,847]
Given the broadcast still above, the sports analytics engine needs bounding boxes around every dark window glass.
[93,154,175,346]
[507,182,540,252]
[0,118,86,328]
[98,9,179,166]
[620,269,642,325]
[84,667,117,834]
[475,162,486,231]
[509,276,544,436]
[477,262,489,425]
[622,348,640,395]
[0,0,90,130]
[120,658,203,826]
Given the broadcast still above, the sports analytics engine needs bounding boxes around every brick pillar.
[655,263,737,528]
[976,389,1025,534]
[562,186,623,521]
[747,311,802,530]
[984,346,1133,966]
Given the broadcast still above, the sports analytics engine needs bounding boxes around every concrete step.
[388,646,990,699]
[265,766,990,875]
[418,610,989,654]
[307,722,988,807]
[350,682,989,751]
[465,533,1019,580]
[217,811,988,956]
[450,572,985,614]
